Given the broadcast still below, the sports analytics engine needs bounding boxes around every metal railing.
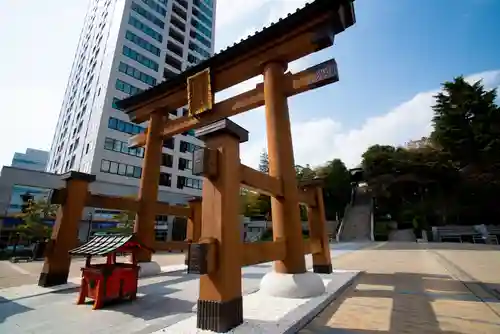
[336,185,357,242]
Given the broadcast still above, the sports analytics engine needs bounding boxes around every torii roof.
[116,0,356,112]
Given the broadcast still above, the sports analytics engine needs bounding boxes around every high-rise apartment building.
[46,0,216,200]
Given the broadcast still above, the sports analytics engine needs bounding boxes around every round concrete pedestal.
[259,271,325,298]
[138,261,161,278]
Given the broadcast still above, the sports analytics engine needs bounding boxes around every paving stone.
[301,242,500,334]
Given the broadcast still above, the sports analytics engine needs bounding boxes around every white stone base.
[153,270,361,334]
[137,261,161,278]
[259,271,325,298]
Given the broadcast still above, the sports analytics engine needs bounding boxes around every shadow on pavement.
[302,271,500,334]
[0,296,33,324]
[371,242,500,251]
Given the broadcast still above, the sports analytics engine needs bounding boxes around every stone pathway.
[302,242,500,334]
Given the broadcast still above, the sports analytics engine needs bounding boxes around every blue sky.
[0,0,499,169]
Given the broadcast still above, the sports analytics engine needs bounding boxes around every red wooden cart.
[69,233,154,310]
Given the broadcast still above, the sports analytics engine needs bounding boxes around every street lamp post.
[87,212,93,241]
[12,232,20,258]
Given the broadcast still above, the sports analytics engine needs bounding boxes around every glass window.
[109,161,118,174]
[112,97,123,110]
[188,41,210,58]
[101,160,110,172]
[191,18,212,39]
[104,138,114,150]
[194,0,212,19]
[108,117,118,129]
[125,122,134,134]
[113,139,121,151]
[126,66,135,76]
[118,163,127,175]
[108,116,144,135]
[122,46,159,72]
[139,0,167,17]
[130,2,165,29]
[126,165,135,176]
[192,7,212,27]
[133,166,142,178]
[128,15,163,43]
[121,142,129,153]
[117,120,126,132]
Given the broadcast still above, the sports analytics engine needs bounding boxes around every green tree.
[16,198,58,239]
[316,159,351,220]
[295,164,316,181]
[431,76,500,168]
[359,76,500,229]
[240,189,271,218]
[112,211,135,233]
[362,142,462,226]
[258,150,269,174]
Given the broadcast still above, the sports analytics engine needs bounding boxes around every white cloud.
[215,0,308,31]
[238,69,500,169]
[265,0,309,24]
[215,0,268,30]
[465,69,500,88]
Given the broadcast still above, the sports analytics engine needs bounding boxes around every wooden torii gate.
[117,0,356,331]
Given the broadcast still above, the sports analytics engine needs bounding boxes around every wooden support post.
[187,197,202,243]
[307,187,332,274]
[185,197,202,265]
[263,61,306,274]
[135,111,164,262]
[196,119,248,332]
[38,172,95,287]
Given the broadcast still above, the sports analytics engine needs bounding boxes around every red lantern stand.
[69,234,154,310]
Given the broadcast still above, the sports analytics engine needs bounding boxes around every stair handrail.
[336,184,357,242]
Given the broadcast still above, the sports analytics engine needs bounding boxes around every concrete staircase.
[388,229,416,242]
[337,186,372,242]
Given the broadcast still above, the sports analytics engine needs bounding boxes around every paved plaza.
[1,242,499,333]
[302,242,500,334]
[0,242,367,333]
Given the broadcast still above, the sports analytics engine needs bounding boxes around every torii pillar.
[134,110,164,276]
[259,61,325,298]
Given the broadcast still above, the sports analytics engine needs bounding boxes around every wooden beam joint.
[241,238,286,267]
[240,164,283,197]
[298,188,317,207]
[303,238,323,255]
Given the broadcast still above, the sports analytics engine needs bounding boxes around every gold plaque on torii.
[187,68,213,117]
